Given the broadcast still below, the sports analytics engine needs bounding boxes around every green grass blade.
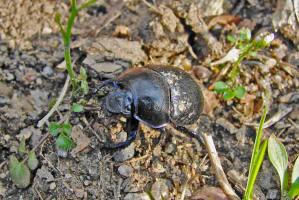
[244,107,267,200]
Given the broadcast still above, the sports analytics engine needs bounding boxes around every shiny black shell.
[116,65,204,128]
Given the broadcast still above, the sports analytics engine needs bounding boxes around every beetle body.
[105,65,204,129]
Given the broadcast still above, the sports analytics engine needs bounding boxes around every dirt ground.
[0,0,298,199]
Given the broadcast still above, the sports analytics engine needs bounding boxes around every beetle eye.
[123,104,131,115]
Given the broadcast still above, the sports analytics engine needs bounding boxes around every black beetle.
[99,65,204,148]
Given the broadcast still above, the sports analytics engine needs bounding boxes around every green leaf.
[49,122,61,136]
[287,177,299,199]
[222,89,235,100]
[62,124,72,136]
[27,151,38,170]
[292,156,299,184]
[77,0,97,12]
[226,35,236,43]
[9,156,31,188]
[240,32,246,41]
[54,13,65,37]
[54,13,61,24]
[145,189,155,200]
[48,98,57,110]
[72,103,84,112]
[81,80,89,94]
[19,137,27,153]
[214,81,228,93]
[244,107,268,200]
[238,43,246,51]
[56,133,75,150]
[80,67,87,80]
[268,134,288,194]
[255,39,267,49]
[216,63,226,70]
[235,86,246,99]
[249,51,256,57]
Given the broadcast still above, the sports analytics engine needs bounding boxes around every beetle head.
[106,90,133,115]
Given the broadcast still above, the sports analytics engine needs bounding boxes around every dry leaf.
[208,15,242,29]
[190,186,228,200]
[71,126,91,156]
[202,89,220,118]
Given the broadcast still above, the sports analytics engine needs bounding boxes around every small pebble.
[165,143,177,154]
[124,193,150,200]
[84,180,90,186]
[118,165,133,177]
[49,182,56,190]
[151,178,169,200]
[88,166,100,179]
[43,66,53,76]
[65,174,72,179]
[266,189,279,199]
[36,78,42,85]
[4,135,10,142]
[5,72,14,81]
[56,147,68,158]
[0,173,6,179]
[36,166,55,182]
[113,142,135,162]
[152,161,166,173]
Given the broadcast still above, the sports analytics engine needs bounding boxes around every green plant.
[268,134,299,199]
[55,0,96,93]
[243,107,299,200]
[9,1,96,188]
[214,81,245,100]
[243,107,268,200]
[214,28,274,100]
[46,0,95,149]
[145,189,166,200]
[9,137,39,188]
[50,122,75,150]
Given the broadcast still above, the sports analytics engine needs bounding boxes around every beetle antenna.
[98,79,120,89]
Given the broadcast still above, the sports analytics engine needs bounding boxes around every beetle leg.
[175,126,205,145]
[99,130,137,149]
[100,116,139,149]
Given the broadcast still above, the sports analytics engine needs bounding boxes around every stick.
[202,132,240,200]
[37,75,70,128]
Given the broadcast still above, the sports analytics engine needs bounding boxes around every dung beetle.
[99,65,204,148]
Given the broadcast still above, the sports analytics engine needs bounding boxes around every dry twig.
[202,132,240,200]
[37,75,70,128]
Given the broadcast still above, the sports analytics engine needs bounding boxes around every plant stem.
[62,0,79,92]
[61,0,97,92]
[230,43,254,86]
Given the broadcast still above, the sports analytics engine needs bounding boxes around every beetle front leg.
[99,130,137,149]
[99,116,139,149]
